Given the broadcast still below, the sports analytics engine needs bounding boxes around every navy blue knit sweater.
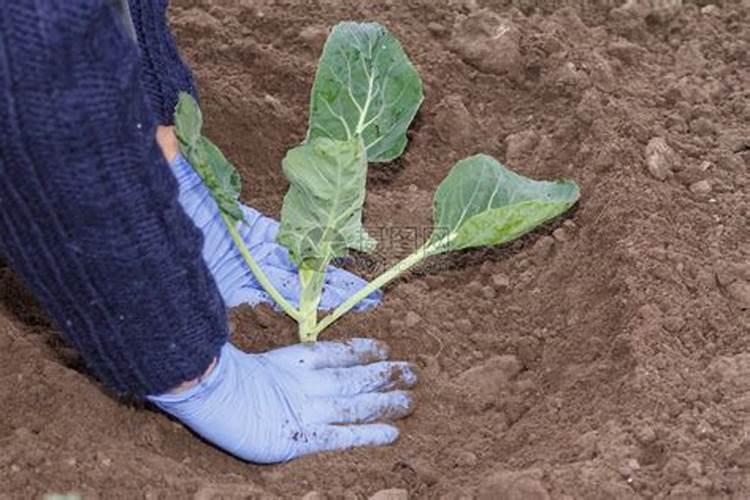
[0,0,228,398]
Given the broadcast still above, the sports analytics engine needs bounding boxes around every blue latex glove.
[148,339,417,463]
[170,153,381,311]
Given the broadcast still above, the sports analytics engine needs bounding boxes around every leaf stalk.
[311,235,452,336]
[221,213,302,322]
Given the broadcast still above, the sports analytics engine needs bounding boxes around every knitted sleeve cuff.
[0,0,227,398]
[129,0,199,124]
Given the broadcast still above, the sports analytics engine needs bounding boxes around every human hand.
[148,339,417,463]
[165,140,381,311]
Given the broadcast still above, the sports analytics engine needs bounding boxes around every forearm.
[129,0,198,124]
[0,1,227,398]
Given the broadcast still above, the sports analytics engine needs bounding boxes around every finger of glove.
[304,362,418,397]
[170,155,279,267]
[200,224,269,306]
[170,153,204,191]
[234,244,304,306]
[237,207,382,313]
[224,286,275,309]
[304,391,414,425]
[293,423,399,458]
[177,174,223,231]
[228,266,381,314]
[222,260,302,309]
[240,253,382,314]
[232,222,382,313]
[237,205,280,249]
[262,338,390,369]
[318,267,383,312]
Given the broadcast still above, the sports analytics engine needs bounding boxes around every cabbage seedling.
[175,22,580,343]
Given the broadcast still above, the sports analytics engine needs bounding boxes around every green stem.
[298,267,325,343]
[312,239,445,336]
[221,213,301,321]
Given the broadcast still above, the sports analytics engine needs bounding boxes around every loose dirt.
[1,0,749,498]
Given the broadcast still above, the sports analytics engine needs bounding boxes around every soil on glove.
[2,1,749,498]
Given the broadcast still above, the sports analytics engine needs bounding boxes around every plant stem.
[312,238,446,336]
[221,213,301,321]
[298,267,325,342]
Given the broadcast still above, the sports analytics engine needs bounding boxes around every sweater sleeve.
[128,0,198,124]
[0,1,228,398]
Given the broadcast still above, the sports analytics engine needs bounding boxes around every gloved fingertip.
[380,391,416,421]
[347,338,390,362]
[400,391,416,415]
[398,363,419,388]
[300,423,400,456]
[365,423,400,446]
[351,289,383,312]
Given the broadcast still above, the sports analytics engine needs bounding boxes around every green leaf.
[196,136,243,221]
[277,137,376,271]
[174,93,243,222]
[427,155,580,254]
[174,92,203,149]
[307,22,424,162]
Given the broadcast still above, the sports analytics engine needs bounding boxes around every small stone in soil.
[369,489,409,500]
[434,95,476,149]
[450,11,521,76]
[701,4,721,15]
[466,280,483,294]
[689,180,712,194]
[390,319,405,334]
[455,318,473,335]
[576,431,598,460]
[676,163,709,186]
[618,462,634,479]
[427,22,446,36]
[481,286,497,300]
[505,129,540,163]
[532,236,555,262]
[424,275,446,290]
[516,337,541,368]
[635,425,657,444]
[552,227,570,242]
[454,450,478,467]
[456,356,512,409]
[662,316,686,333]
[690,116,716,136]
[405,311,422,328]
[727,281,750,307]
[686,460,703,479]
[663,456,688,485]
[496,354,523,379]
[478,469,550,500]
[95,451,112,467]
[645,137,679,180]
[299,25,329,51]
[492,273,510,289]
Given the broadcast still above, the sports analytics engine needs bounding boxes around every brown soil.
[2,0,749,498]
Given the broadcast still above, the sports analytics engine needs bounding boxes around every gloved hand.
[170,153,381,311]
[148,339,417,463]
